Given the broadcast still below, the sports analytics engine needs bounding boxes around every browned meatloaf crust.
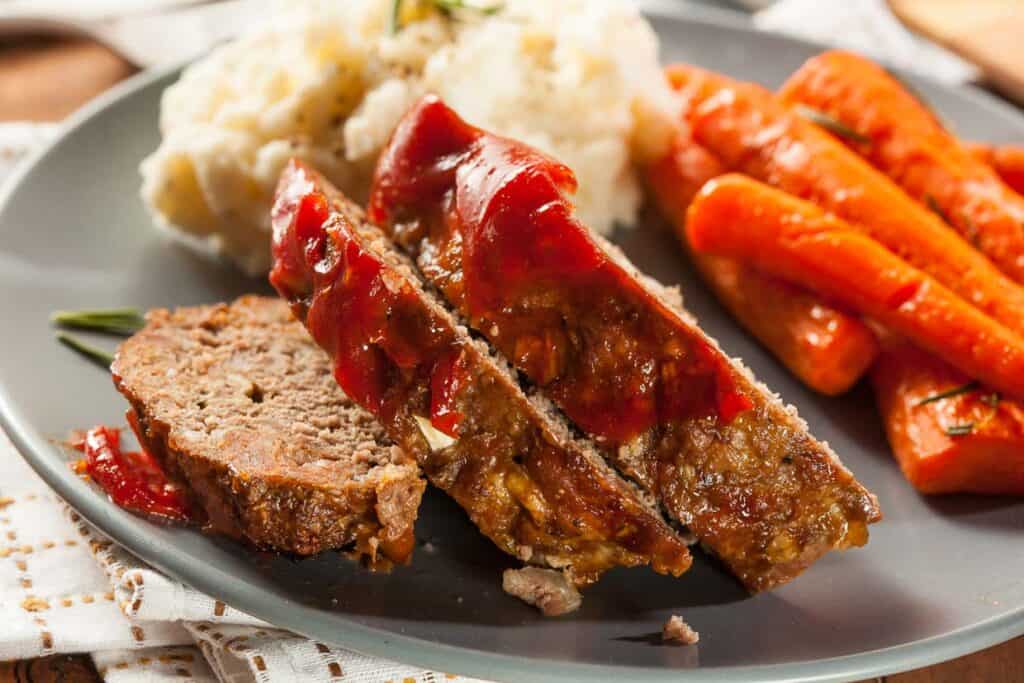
[112,296,425,561]
[369,96,882,591]
[270,161,693,585]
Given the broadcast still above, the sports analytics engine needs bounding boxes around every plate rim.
[1,9,1023,683]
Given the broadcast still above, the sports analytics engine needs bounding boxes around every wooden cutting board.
[888,0,1024,104]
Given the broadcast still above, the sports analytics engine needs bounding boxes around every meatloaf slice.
[270,160,693,586]
[112,296,425,561]
[367,96,882,591]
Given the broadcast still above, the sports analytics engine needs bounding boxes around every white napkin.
[1,430,486,682]
[0,431,194,662]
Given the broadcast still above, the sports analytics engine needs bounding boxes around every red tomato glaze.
[270,161,466,436]
[370,96,751,443]
[74,425,192,522]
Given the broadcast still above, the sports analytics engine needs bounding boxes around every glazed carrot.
[871,338,1024,495]
[665,63,1024,490]
[966,142,1024,197]
[693,256,878,396]
[644,125,725,226]
[686,174,1024,400]
[645,131,878,395]
[664,63,732,108]
[778,50,1024,283]
[682,74,1024,335]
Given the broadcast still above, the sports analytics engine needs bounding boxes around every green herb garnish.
[56,332,114,369]
[391,0,403,34]
[51,308,144,336]
[917,381,979,406]
[962,212,981,247]
[432,0,503,15]
[945,423,975,437]
[392,0,502,33]
[924,193,951,225]
[795,106,871,145]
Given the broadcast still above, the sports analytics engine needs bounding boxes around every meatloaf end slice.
[112,296,425,561]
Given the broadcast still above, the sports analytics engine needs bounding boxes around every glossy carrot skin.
[686,174,1024,401]
[778,50,1024,283]
[693,256,878,396]
[967,142,1024,197]
[776,52,1024,494]
[683,74,1024,335]
[646,131,878,395]
[670,61,1024,493]
[871,339,1024,495]
[664,63,732,107]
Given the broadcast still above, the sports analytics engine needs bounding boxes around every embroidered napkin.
[753,0,977,85]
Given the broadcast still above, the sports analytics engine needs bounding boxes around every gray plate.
[1,7,1022,682]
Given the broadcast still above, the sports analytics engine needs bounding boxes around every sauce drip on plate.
[72,424,193,523]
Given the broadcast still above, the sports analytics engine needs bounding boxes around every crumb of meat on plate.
[662,615,699,645]
[502,567,582,616]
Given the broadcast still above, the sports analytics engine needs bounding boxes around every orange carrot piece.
[683,74,1024,335]
[779,50,1024,283]
[664,63,733,108]
[871,339,1024,495]
[645,131,878,395]
[967,142,1024,198]
[686,174,1024,400]
[644,125,725,224]
[694,256,878,396]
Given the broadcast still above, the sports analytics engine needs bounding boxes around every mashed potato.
[141,0,679,275]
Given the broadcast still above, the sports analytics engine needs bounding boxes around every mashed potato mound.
[141,0,679,275]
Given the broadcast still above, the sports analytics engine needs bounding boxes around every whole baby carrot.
[646,130,878,395]
[686,174,1024,400]
[778,50,1024,283]
[682,74,1024,335]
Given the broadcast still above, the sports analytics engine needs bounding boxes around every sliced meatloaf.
[367,96,882,591]
[112,296,425,561]
[270,160,694,586]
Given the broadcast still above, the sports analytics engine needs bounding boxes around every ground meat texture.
[270,160,693,585]
[368,96,882,591]
[502,567,582,616]
[662,615,699,644]
[112,296,425,561]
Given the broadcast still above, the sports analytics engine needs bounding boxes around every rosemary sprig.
[961,212,981,247]
[795,106,871,145]
[56,332,114,369]
[924,193,951,225]
[391,0,403,34]
[51,308,144,336]
[391,0,502,33]
[433,0,503,15]
[916,381,979,406]
[945,423,975,437]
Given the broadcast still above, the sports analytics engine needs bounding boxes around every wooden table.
[0,34,1020,683]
